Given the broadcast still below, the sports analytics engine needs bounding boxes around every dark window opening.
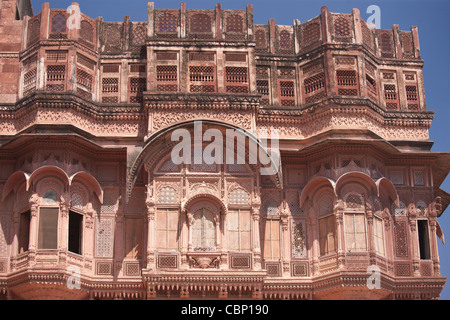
[418,220,431,260]
[38,208,59,249]
[18,211,31,253]
[69,211,83,255]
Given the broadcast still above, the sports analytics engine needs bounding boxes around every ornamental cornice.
[144,93,261,111]
[1,92,145,122]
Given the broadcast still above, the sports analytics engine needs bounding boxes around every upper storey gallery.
[19,2,425,112]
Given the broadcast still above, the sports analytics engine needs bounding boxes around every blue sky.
[31,0,450,299]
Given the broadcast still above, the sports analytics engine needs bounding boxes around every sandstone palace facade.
[0,0,449,300]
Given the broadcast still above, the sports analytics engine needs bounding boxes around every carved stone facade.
[0,1,449,300]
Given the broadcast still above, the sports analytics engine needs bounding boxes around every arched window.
[192,208,216,250]
[42,189,58,205]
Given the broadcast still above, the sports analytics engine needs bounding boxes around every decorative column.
[28,194,39,251]
[429,198,441,276]
[280,202,290,276]
[180,206,189,269]
[334,200,345,269]
[251,192,262,271]
[145,188,156,269]
[383,208,394,274]
[59,192,70,264]
[28,194,39,266]
[366,203,376,266]
[84,203,95,273]
[407,205,420,277]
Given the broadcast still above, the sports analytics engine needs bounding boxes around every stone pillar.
[408,206,420,277]
[251,206,261,270]
[145,188,156,269]
[366,205,376,266]
[28,193,39,251]
[281,204,290,276]
[334,200,345,269]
